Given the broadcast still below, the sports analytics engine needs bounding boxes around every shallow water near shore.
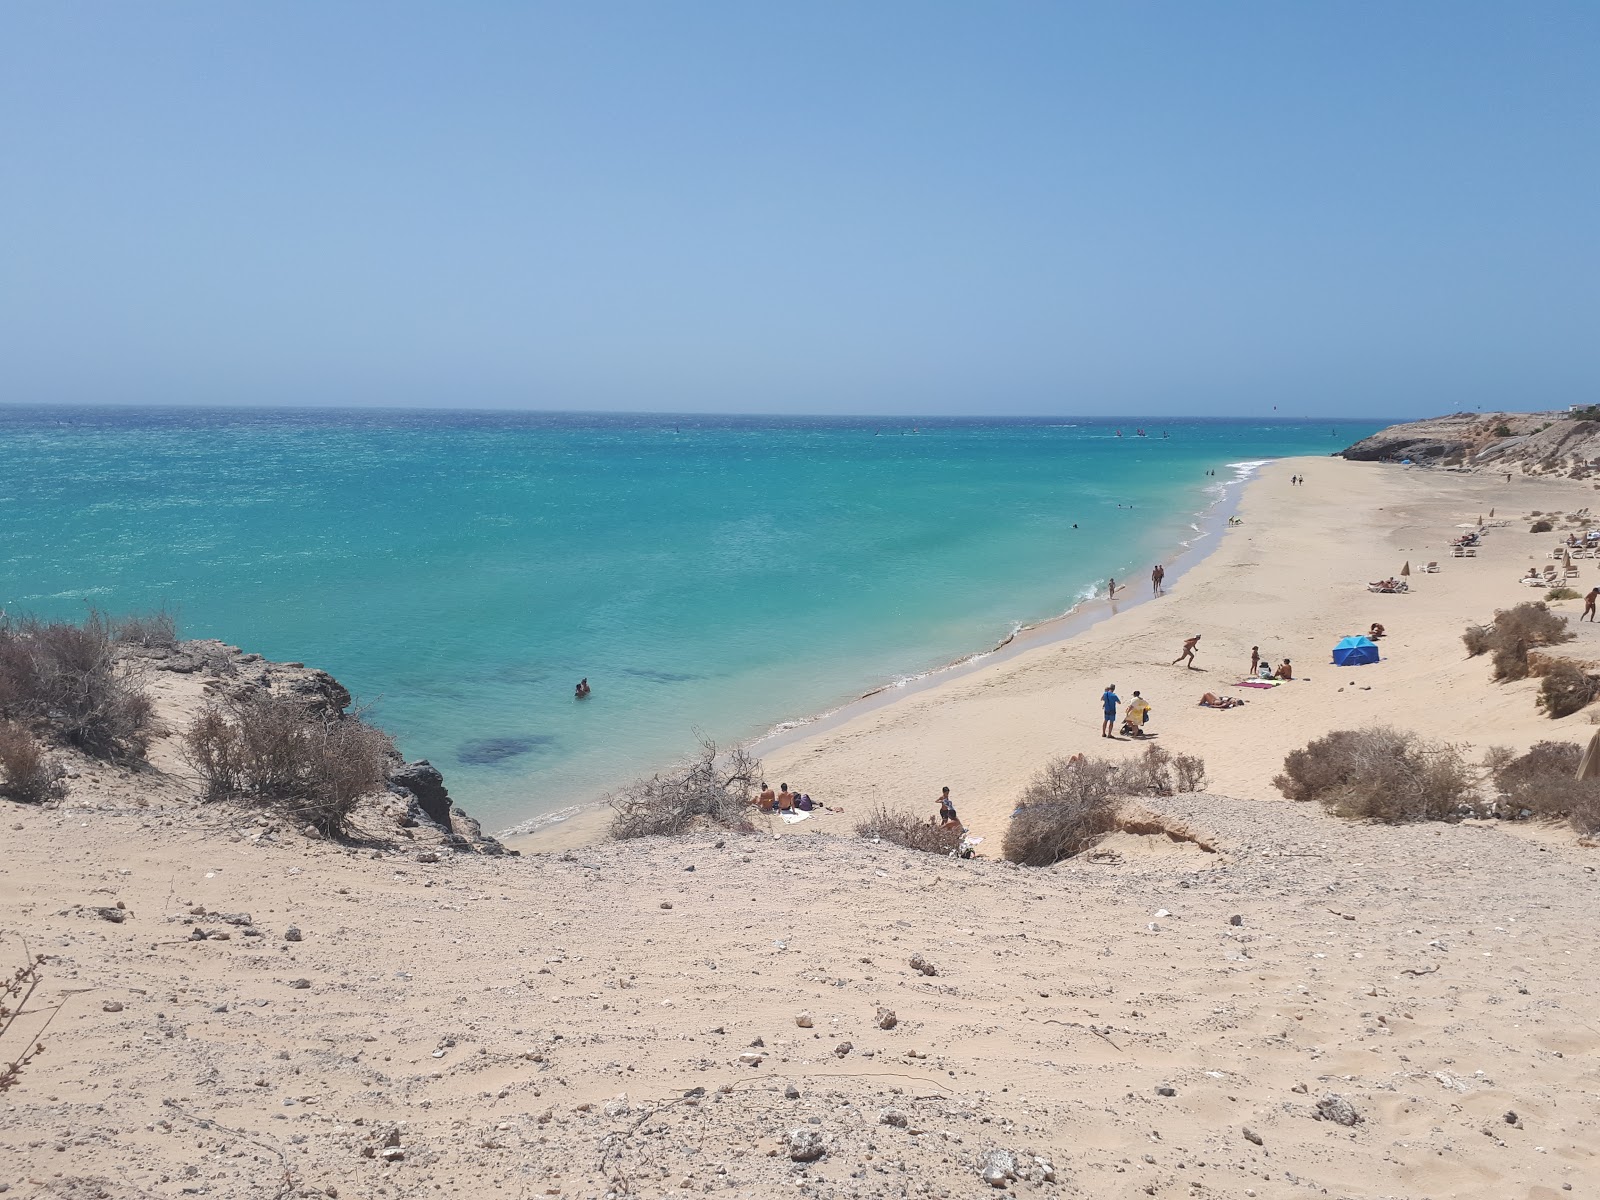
[0,407,1375,827]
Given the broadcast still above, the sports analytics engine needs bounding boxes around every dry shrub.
[111,608,178,649]
[0,612,153,760]
[1531,519,1554,533]
[0,721,66,805]
[1535,660,1600,718]
[1117,744,1207,796]
[607,736,763,840]
[854,804,964,855]
[1,950,51,1094]
[1547,587,1582,602]
[183,695,394,838]
[1003,756,1121,866]
[1464,602,1574,681]
[1485,741,1600,824]
[1273,726,1475,822]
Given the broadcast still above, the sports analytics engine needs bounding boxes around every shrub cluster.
[183,695,394,838]
[854,804,964,855]
[1002,748,1208,867]
[1461,602,1574,682]
[0,611,154,760]
[607,736,763,840]
[1483,741,1600,826]
[1536,660,1600,719]
[0,721,66,805]
[1530,519,1554,533]
[1274,726,1475,822]
[1546,587,1582,602]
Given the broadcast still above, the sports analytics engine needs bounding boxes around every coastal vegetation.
[854,804,964,854]
[606,735,764,839]
[182,694,396,839]
[0,610,156,762]
[1461,601,1573,682]
[1484,741,1600,831]
[1274,727,1475,822]
[1002,746,1207,867]
[0,722,66,805]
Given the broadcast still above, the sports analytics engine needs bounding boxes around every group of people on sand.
[753,782,815,813]
[1248,645,1294,680]
[1100,684,1153,738]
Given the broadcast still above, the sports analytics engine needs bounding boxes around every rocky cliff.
[1342,410,1600,478]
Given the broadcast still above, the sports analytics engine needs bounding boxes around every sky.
[1,3,1596,417]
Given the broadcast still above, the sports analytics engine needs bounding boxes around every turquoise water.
[0,408,1376,827]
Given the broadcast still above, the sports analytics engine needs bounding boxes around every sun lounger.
[1424,561,1439,572]
[1465,547,1476,557]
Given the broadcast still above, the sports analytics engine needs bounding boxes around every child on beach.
[936,787,959,825]
[1249,646,1260,675]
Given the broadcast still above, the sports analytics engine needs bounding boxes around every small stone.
[876,1007,898,1030]
[834,1041,854,1058]
[288,978,311,990]
[1291,1082,1308,1094]
[796,1011,813,1028]
[285,927,302,942]
[739,1052,764,1066]
[880,1109,908,1128]
[1242,1127,1263,1146]
[381,1147,404,1162]
[784,1083,800,1099]
[1316,1094,1360,1127]
[603,1095,630,1118]
[417,851,440,864]
[210,930,231,941]
[1503,1111,1519,1125]
[1229,915,1243,926]
[1156,1086,1176,1097]
[383,1128,401,1148]
[908,953,938,977]
[749,1036,765,1048]
[786,1128,825,1163]
[660,901,673,910]
[102,1000,124,1013]
[683,1086,706,1099]
[977,1148,1018,1188]
[189,928,208,941]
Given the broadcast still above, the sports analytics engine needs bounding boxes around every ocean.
[0,408,1378,828]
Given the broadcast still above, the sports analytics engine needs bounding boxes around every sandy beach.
[5,455,1600,1198]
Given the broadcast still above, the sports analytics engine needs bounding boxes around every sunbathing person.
[756,784,776,811]
[1200,692,1243,709]
[776,784,795,812]
[1275,658,1294,680]
[1368,623,1385,639]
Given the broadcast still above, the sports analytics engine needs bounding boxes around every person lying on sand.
[1275,659,1294,680]
[1368,623,1385,639]
[1200,692,1243,709]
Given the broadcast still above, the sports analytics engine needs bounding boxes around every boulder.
[389,761,452,828]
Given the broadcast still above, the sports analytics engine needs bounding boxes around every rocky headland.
[1342,409,1600,478]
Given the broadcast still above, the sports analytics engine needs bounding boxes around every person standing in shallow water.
[1151,564,1165,596]
[574,678,591,699]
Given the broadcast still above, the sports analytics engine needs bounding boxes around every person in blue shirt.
[1101,683,1121,738]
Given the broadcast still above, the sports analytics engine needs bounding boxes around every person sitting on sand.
[756,783,776,811]
[776,784,795,812]
[1200,692,1242,709]
[1275,658,1294,680]
[575,678,591,699]
[1257,660,1275,680]
[1368,622,1385,639]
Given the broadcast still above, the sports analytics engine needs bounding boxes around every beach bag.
[797,795,813,811]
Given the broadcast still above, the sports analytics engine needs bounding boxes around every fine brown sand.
[4,457,1600,1198]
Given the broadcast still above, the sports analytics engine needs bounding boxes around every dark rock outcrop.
[389,760,453,828]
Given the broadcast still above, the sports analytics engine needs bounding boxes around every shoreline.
[502,457,1265,848]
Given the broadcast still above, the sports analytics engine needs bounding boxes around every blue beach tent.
[1332,635,1380,666]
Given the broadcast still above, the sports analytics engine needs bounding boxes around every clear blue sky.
[2,3,1595,416]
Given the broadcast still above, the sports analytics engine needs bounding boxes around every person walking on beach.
[1585,588,1599,622]
[1151,564,1165,596]
[1249,645,1260,676]
[1108,578,1123,600]
[1172,634,1201,669]
[1101,683,1121,738]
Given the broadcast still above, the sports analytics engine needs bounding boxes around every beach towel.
[781,811,812,824]
[1237,680,1279,689]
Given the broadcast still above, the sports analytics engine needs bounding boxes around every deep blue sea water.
[0,408,1378,827]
